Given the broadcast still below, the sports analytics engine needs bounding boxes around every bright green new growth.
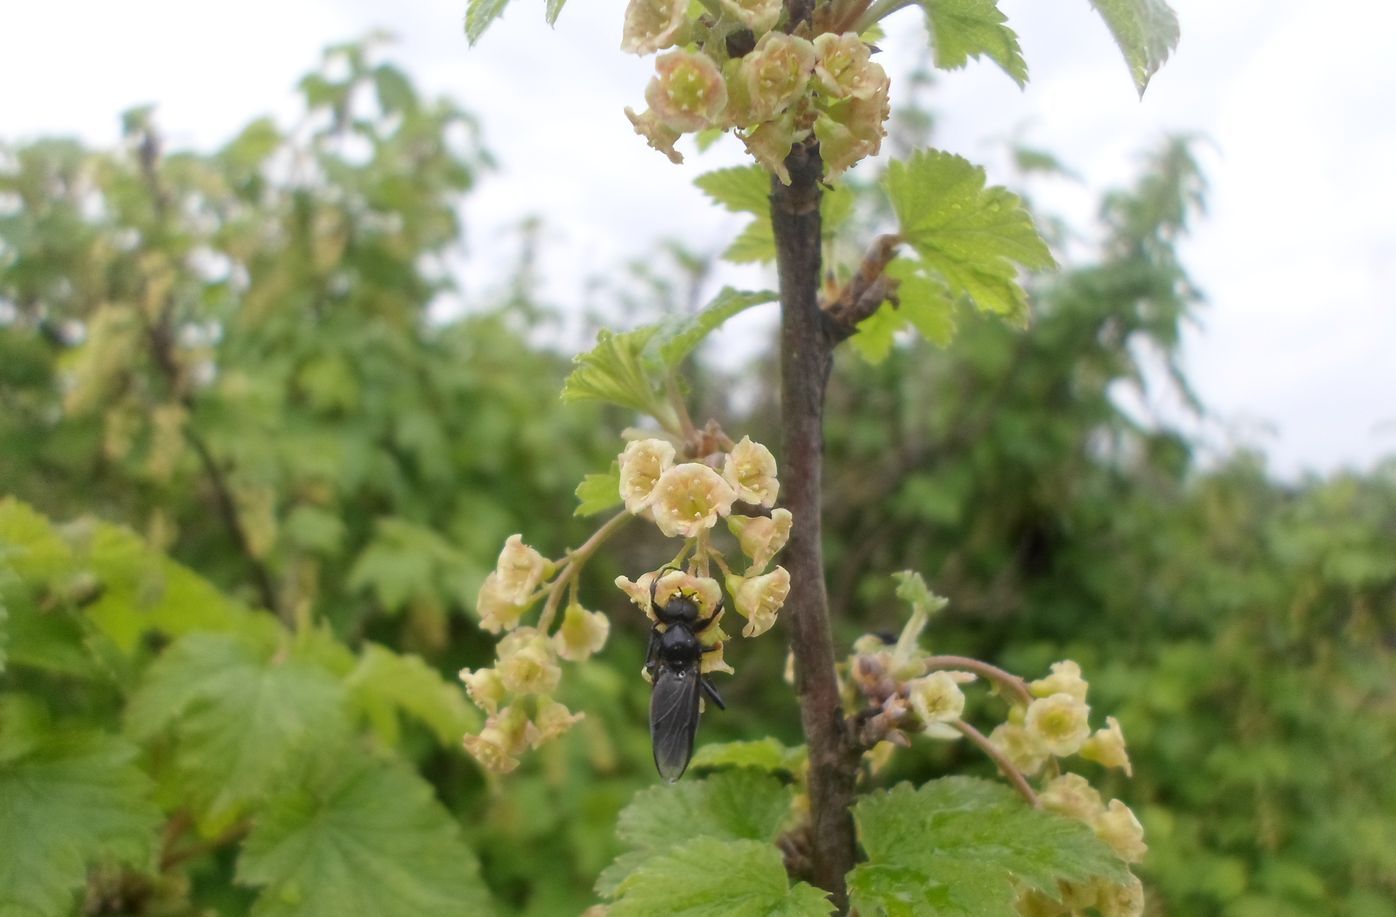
[885,149,1056,324]
[920,0,1029,87]
[689,737,809,776]
[0,697,162,917]
[850,778,1127,916]
[1088,0,1180,95]
[610,838,833,917]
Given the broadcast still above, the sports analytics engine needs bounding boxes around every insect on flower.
[644,568,726,781]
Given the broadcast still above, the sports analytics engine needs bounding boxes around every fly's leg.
[701,677,726,711]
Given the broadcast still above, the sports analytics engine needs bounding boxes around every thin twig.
[954,720,1040,807]
[924,655,1034,706]
[538,510,633,632]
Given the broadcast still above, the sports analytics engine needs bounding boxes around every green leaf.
[0,697,161,917]
[884,149,1054,324]
[920,0,1028,87]
[373,64,418,113]
[561,327,675,425]
[617,769,794,851]
[690,738,808,776]
[236,753,492,917]
[695,166,772,215]
[575,462,623,517]
[126,633,350,833]
[0,575,8,675]
[545,0,568,25]
[640,287,778,373]
[850,778,1128,917]
[600,771,796,898]
[725,219,777,264]
[346,643,479,746]
[1087,0,1180,95]
[848,260,957,363]
[892,570,949,618]
[610,838,831,916]
[464,0,511,45]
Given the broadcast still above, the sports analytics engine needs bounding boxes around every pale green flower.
[650,462,738,538]
[554,602,611,662]
[621,0,688,55]
[619,438,676,514]
[646,50,729,133]
[722,435,780,507]
[1024,692,1091,757]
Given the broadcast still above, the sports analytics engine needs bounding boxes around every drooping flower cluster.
[621,0,890,180]
[845,631,976,749]
[460,535,608,774]
[986,661,1134,778]
[615,434,790,673]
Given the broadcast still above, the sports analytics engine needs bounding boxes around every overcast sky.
[3,0,1393,477]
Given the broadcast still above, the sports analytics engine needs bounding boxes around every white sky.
[3,0,1394,477]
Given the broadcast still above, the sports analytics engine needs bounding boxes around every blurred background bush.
[1,39,1392,917]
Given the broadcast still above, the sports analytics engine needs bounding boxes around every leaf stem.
[953,720,1040,807]
[855,0,918,32]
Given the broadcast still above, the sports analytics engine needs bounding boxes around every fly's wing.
[650,665,701,782]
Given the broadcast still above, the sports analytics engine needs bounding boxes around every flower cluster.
[621,0,890,180]
[460,535,609,773]
[845,632,976,749]
[987,661,1134,778]
[615,434,791,670]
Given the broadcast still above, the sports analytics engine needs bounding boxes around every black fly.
[645,571,726,782]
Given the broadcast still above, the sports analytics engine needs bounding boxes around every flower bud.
[496,628,562,697]
[554,602,611,662]
[1030,660,1089,702]
[625,107,685,164]
[646,50,729,133]
[722,436,780,507]
[1038,773,1105,822]
[495,534,549,604]
[987,721,1048,776]
[619,438,677,514]
[718,0,781,35]
[1094,800,1147,863]
[621,0,688,55]
[1024,692,1091,757]
[531,697,585,746]
[740,33,816,123]
[727,507,792,573]
[726,565,790,637]
[475,573,525,634]
[458,666,507,715]
[650,462,738,538]
[906,670,970,730]
[1081,715,1132,776]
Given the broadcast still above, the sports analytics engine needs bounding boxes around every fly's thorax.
[657,622,702,665]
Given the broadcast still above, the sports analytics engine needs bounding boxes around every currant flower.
[727,507,792,573]
[1038,773,1106,822]
[475,573,525,634]
[1024,692,1092,757]
[625,107,684,164]
[495,627,562,697]
[645,49,729,133]
[1030,659,1089,702]
[718,0,782,35]
[531,697,585,746]
[650,462,738,538]
[615,570,660,617]
[654,569,724,620]
[554,601,611,662]
[811,33,886,100]
[726,565,790,637]
[987,721,1049,776]
[1095,874,1145,917]
[742,113,798,184]
[619,438,676,514]
[462,704,537,774]
[906,670,972,735]
[722,436,780,507]
[1095,800,1148,863]
[495,534,549,604]
[1081,715,1133,776]
[621,0,688,55]
[741,33,816,124]
[458,666,507,715]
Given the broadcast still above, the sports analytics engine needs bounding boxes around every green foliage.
[884,149,1054,325]
[1087,0,1181,95]
[694,166,856,264]
[849,779,1126,916]
[848,260,957,363]
[0,697,161,917]
[465,0,512,45]
[599,770,795,897]
[346,642,480,746]
[575,463,623,517]
[609,838,832,917]
[236,753,491,917]
[640,288,778,373]
[690,738,808,776]
[919,0,1028,87]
